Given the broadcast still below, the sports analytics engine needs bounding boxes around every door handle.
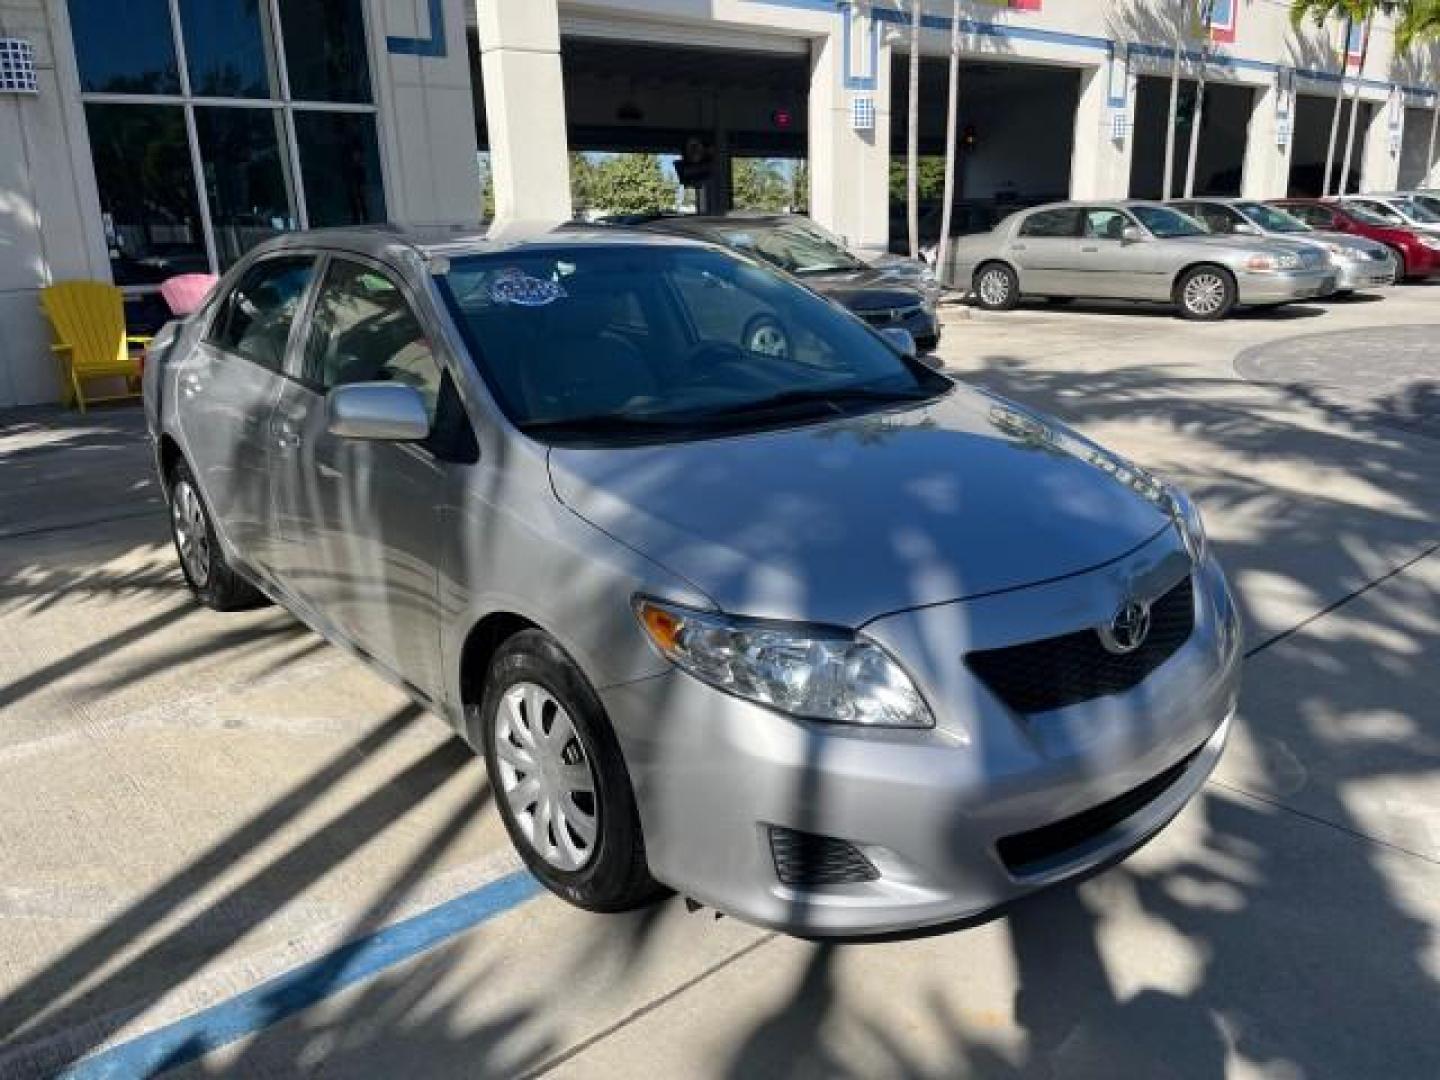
[273,419,301,449]
[1081,245,1100,253]
[1011,244,1028,252]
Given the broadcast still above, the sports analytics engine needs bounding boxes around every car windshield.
[1236,202,1311,233]
[437,245,948,444]
[713,220,866,276]
[1394,196,1440,223]
[1339,202,1391,226]
[1130,206,1207,238]
[1412,193,1440,216]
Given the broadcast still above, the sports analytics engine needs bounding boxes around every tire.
[480,629,660,912]
[1175,265,1236,321]
[1386,246,1409,281]
[167,459,266,611]
[973,262,1020,311]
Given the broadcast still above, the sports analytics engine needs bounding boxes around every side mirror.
[326,383,431,442]
[879,327,918,360]
[1121,226,1145,244]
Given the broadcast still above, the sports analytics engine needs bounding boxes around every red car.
[1270,198,1440,281]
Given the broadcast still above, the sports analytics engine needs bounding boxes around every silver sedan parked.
[144,224,1241,936]
[1171,198,1396,294]
[948,201,1336,320]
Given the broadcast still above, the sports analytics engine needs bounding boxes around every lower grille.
[996,746,1201,875]
[965,575,1195,715]
[769,826,879,887]
[858,304,924,326]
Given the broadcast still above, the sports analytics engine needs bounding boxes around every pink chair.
[160,273,218,317]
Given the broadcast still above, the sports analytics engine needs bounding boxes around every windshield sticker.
[489,269,567,307]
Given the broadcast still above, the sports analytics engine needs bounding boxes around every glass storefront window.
[84,104,207,286]
[280,0,373,104]
[294,111,386,227]
[67,0,180,94]
[195,108,298,268]
[178,0,279,99]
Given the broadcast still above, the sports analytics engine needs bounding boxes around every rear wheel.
[1385,246,1409,281]
[167,459,266,611]
[1175,265,1236,321]
[973,262,1020,311]
[480,629,661,912]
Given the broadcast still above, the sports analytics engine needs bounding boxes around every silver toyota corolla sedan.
[143,224,1242,936]
[947,200,1336,319]
[1170,198,1396,294]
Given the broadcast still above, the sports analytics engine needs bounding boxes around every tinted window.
[210,257,316,370]
[67,0,180,94]
[294,112,386,227]
[1179,204,1241,234]
[1348,199,1404,225]
[1286,204,1333,228]
[305,261,443,420]
[1082,209,1131,240]
[713,220,865,276]
[178,0,277,98]
[279,0,373,103]
[85,104,207,286]
[1131,206,1207,238]
[438,246,947,442]
[1235,202,1311,233]
[1019,209,1082,238]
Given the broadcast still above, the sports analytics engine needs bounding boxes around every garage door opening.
[1288,93,1373,196]
[1129,76,1254,198]
[560,36,808,217]
[1398,106,1439,189]
[890,57,1080,248]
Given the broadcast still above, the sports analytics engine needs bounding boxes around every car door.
[1007,208,1084,294]
[268,256,476,698]
[175,254,317,570]
[1058,207,1156,297]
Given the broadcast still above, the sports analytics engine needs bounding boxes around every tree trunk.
[1182,2,1214,199]
[907,0,922,259]
[1323,21,1349,196]
[1337,19,1370,197]
[1163,8,1182,200]
[936,0,961,283]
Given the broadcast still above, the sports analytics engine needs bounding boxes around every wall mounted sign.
[0,38,37,94]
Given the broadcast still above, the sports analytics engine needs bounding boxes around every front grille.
[996,746,1202,875]
[965,575,1195,715]
[858,304,924,326]
[769,826,879,887]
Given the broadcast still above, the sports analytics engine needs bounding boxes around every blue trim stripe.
[60,871,542,1080]
[388,0,447,57]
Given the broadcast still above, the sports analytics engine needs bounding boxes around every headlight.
[633,599,934,728]
[1320,241,1359,261]
[1420,236,1440,252]
[1166,486,1208,565]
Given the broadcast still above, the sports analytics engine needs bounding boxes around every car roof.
[246,220,708,268]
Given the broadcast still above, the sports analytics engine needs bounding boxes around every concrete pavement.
[0,285,1436,1078]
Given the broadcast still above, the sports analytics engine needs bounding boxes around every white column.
[475,0,571,224]
[1069,59,1134,200]
[1359,90,1402,193]
[808,6,891,257]
[1241,77,1295,199]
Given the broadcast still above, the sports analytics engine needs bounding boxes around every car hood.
[548,387,1174,627]
[798,267,925,311]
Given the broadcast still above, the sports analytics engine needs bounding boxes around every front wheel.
[167,459,266,611]
[1175,266,1236,321]
[480,630,661,912]
[973,262,1020,311]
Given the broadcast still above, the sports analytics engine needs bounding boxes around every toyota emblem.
[1099,600,1152,655]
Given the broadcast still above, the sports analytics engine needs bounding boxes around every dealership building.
[1,0,1438,407]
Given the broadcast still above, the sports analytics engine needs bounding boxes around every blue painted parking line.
[61,871,542,1080]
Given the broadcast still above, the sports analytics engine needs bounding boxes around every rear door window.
[1018,209,1082,238]
[208,256,316,372]
[1082,209,1131,241]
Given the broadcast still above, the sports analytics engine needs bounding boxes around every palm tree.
[906,0,923,259]
[936,0,962,279]
[1289,2,1403,196]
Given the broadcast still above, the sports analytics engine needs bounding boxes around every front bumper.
[604,538,1242,936]
[1332,258,1397,290]
[1238,267,1336,303]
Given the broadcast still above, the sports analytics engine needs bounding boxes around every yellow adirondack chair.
[41,281,152,412]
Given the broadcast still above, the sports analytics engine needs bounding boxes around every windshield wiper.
[518,412,695,436]
[680,384,938,422]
